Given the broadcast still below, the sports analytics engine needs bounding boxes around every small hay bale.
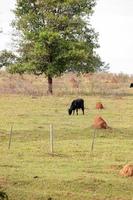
[120,164,133,177]
[96,102,104,109]
[93,116,108,129]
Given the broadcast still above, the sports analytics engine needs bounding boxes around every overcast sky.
[0,0,133,74]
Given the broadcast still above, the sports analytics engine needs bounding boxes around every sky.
[0,0,15,49]
[0,0,133,74]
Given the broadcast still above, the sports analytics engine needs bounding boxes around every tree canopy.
[11,0,105,93]
[0,50,17,68]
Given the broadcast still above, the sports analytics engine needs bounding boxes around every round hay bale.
[93,116,108,129]
[96,102,104,109]
[120,164,133,177]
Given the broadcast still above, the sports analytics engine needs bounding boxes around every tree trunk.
[47,75,53,94]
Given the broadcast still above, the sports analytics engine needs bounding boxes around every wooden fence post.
[8,124,13,149]
[91,129,96,154]
[49,124,54,154]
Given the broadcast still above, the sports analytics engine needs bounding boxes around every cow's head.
[68,108,72,115]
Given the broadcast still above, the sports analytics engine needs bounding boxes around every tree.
[0,50,17,68]
[12,0,104,94]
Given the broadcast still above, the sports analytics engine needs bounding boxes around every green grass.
[0,95,133,200]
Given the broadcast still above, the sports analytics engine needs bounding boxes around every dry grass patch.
[0,71,133,96]
[0,177,8,188]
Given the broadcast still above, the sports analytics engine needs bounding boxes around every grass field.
[0,94,133,200]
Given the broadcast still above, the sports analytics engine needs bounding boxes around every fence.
[0,98,132,156]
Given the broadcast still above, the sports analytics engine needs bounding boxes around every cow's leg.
[82,108,84,115]
[73,110,75,115]
[76,109,78,115]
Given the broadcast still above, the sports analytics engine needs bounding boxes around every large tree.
[11,0,104,94]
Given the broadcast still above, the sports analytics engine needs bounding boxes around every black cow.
[68,98,84,115]
[130,83,133,88]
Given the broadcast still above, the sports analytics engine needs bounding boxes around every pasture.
[0,94,133,200]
